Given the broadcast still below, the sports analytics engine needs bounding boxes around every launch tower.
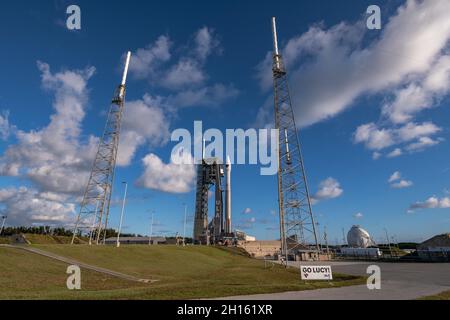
[271,18,319,257]
[71,52,132,245]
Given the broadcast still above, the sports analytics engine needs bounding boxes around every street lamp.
[116,182,128,248]
[384,228,392,257]
[149,210,155,245]
[183,203,187,246]
[89,200,99,246]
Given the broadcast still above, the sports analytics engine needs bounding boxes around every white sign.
[300,265,333,280]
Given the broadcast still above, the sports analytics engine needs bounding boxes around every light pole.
[89,200,99,246]
[183,203,187,246]
[0,216,7,236]
[384,228,392,257]
[149,210,154,245]
[116,182,128,248]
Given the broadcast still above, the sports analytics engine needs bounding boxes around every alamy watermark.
[366,265,381,290]
[66,265,81,290]
[171,121,278,176]
[367,5,381,30]
[66,5,81,30]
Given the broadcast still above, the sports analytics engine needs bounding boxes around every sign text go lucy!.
[300,266,333,280]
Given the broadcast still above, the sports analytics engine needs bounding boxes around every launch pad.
[193,156,233,245]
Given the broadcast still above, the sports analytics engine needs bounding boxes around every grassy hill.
[0,234,88,245]
[0,244,365,299]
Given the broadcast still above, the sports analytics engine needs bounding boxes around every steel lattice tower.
[71,52,131,245]
[271,18,319,256]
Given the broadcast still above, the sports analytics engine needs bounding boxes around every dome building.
[347,225,375,248]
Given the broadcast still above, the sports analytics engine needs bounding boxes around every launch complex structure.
[193,154,233,245]
[192,18,320,254]
[70,18,320,257]
[71,52,132,245]
[271,17,319,255]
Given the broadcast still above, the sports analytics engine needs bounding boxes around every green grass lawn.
[0,244,365,300]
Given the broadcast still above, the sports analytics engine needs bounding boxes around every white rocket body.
[225,155,232,234]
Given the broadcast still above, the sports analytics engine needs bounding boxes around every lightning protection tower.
[71,52,132,245]
[271,18,319,257]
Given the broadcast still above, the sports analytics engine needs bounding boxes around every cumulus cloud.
[256,0,450,158]
[312,177,343,203]
[242,208,252,214]
[386,148,403,158]
[118,94,171,166]
[0,111,15,141]
[128,35,172,79]
[0,62,99,225]
[382,55,450,124]
[0,187,76,226]
[388,171,413,189]
[354,212,363,219]
[128,27,238,195]
[388,171,401,183]
[353,121,443,155]
[129,27,237,109]
[162,58,206,89]
[0,62,97,194]
[136,149,196,193]
[408,196,450,212]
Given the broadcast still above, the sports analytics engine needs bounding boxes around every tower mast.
[271,18,319,257]
[71,52,132,245]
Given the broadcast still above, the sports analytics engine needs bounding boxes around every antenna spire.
[272,17,281,70]
[121,51,132,86]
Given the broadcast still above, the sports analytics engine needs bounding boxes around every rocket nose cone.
[226,155,231,165]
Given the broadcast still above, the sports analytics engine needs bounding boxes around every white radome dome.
[347,225,374,248]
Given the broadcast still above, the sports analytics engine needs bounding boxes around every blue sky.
[1,0,450,244]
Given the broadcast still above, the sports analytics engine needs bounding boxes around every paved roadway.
[218,260,450,300]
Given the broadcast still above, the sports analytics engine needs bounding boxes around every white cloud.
[388,171,413,189]
[391,180,413,189]
[0,111,15,140]
[386,148,403,158]
[405,136,444,152]
[128,35,172,79]
[0,62,97,194]
[242,208,252,214]
[118,94,171,166]
[382,55,450,124]
[388,171,401,183]
[130,27,226,95]
[354,212,363,219]
[136,150,196,193]
[195,27,220,61]
[312,177,343,203]
[0,63,99,225]
[409,196,450,211]
[162,58,206,89]
[256,0,450,159]
[354,123,395,150]
[372,152,382,160]
[0,187,76,226]
[353,121,442,154]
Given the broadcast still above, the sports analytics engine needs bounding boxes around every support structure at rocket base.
[193,156,234,245]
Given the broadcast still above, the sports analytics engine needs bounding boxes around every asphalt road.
[218,261,450,300]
